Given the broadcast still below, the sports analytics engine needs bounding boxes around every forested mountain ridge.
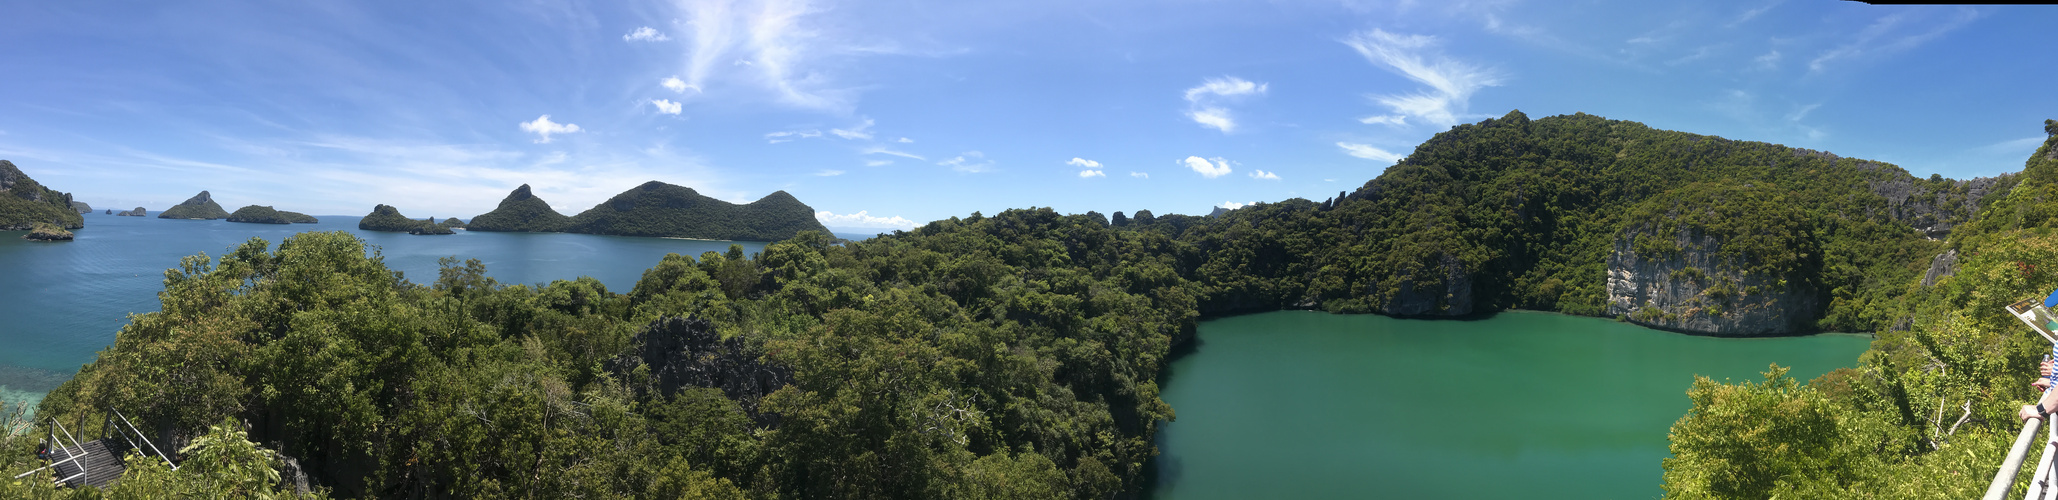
[467,184,570,232]
[10,113,2052,498]
[563,182,830,241]
[158,191,231,220]
[0,159,85,230]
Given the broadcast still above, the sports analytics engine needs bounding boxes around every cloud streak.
[816,210,917,229]
[1183,76,1266,133]
[519,115,581,143]
[1341,29,1503,127]
[1337,142,1403,162]
[624,27,670,42]
[1182,156,1232,178]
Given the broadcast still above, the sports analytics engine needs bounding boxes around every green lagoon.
[1151,310,1873,499]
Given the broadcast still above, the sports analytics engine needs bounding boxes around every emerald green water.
[1151,310,1873,499]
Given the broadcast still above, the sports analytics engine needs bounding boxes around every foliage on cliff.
[467,184,570,232]
[1661,121,2058,498]
[29,211,1198,497]
[227,205,319,224]
[0,159,85,230]
[158,191,231,220]
[22,221,74,241]
[562,182,831,241]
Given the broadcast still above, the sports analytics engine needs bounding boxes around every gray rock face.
[1373,253,1474,317]
[1605,230,1818,335]
[1867,175,2013,239]
[1922,249,1959,288]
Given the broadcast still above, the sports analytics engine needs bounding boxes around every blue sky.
[1,1,2052,230]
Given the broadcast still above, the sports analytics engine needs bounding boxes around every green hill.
[158,191,231,220]
[357,204,437,233]
[467,184,570,232]
[0,159,85,230]
[226,205,318,224]
[563,181,830,241]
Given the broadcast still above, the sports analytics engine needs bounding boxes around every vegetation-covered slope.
[562,182,830,241]
[0,159,85,230]
[467,184,570,232]
[226,205,319,224]
[158,191,232,220]
[357,204,440,233]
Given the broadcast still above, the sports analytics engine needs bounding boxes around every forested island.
[468,181,831,241]
[226,205,319,224]
[357,204,455,235]
[6,112,2058,497]
[157,191,231,220]
[0,160,84,230]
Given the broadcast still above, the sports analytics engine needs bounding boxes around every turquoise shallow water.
[0,213,774,407]
[1151,310,1873,499]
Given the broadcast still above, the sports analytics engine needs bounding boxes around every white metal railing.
[48,419,87,485]
[112,409,176,470]
[1989,417,2054,500]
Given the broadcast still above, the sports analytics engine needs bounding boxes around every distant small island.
[226,205,319,224]
[71,201,91,214]
[116,207,147,217]
[468,181,829,241]
[0,160,85,230]
[359,204,454,235]
[158,191,231,220]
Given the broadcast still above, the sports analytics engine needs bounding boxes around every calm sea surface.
[0,212,790,407]
[1151,310,1872,499]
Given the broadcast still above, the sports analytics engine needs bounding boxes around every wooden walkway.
[48,439,126,488]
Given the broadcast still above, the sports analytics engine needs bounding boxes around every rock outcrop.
[1605,230,1819,335]
[71,201,91,214]
[158,191,231,219]
[1369,253,1474,317]
[609,316,791,426]
[1922,249,1959,288]
[1865,172,2017,239]
[117,207,147,216]
[22,222,73,241]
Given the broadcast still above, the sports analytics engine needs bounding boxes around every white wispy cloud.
[1183,76,1267,133]
[1359,114,1408,126]
[1974,136,2049,155]
[1130,172,1148,179]
[1182,156,1232,178]
[862,146,924,160]
[624,26,670,42]
[1079,169,1106,178]
[650,99,683,115]
[519,115,581,143]
[896,137,912,143]
[1067,157,1102,169]
[863,159,892,167]
[764,129,821,143]
[940,151,993,173]
[1753,50,1782,70]
[1341,29,1504,127]
[814,169,844,176]
[1337,142,1404,162]
[1809,7,1979,75]
[673,0,902,111]
[1249,169,1280,180]
[830,118,874,140]
[661,76,693,93]
[816,210,917,229]
[1217,201,1256,210]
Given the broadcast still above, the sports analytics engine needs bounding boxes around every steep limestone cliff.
[1605,230,1820,335]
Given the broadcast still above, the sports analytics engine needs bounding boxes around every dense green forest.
[0,160,84,230]
[158,191,231,220]
[227,205,319,225]
[2,112,2052,498]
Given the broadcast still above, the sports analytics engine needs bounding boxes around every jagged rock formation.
[71,201,91,214]
[227,205,318,224]
[1862,170,2017,239]
[0,160,85,230]
[1922,249,1959,288]
[467,184,570,232]
[158,191,231,219]
[608,316,792,425]
[22,222,73,241]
